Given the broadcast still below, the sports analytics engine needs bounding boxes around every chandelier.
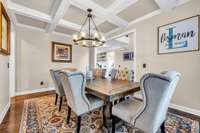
[72,9,106,47]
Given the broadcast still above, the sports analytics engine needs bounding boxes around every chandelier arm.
[79,16,88,33]
[91,17,100,32]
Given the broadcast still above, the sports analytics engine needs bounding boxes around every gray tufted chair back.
[50,69,65,96]
[110,69,117,80]
[134,71,181,133]
[59,71,90,115]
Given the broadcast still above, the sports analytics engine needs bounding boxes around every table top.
[86,78,140,102]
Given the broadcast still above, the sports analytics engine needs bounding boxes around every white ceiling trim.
[106,9,162,36]
[105,27,121,36]
[107,29,136,41]
[107,0,138,15]
[52,31,72,38]
[7,2,51,23]
[68,0,128,27]
[16,23,46,32]
[17,23,72,39]
[6,1,82,34]
[128,9,162,26]
[59,19,81,31]
[6,0,190,38]
[176,0,190,6]
[154,0,190,11]
[46,0,70,32]
[94,0,138,27]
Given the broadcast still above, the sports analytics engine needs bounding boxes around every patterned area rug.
[19,95,199,133]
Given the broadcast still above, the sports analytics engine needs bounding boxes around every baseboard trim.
[0,100,10,124]
[169,104,200,117]
[134,92,200,117]
[15,87,55,96]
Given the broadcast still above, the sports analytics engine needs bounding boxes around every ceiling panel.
[63,5,87,25]
[97,21,118,33]
[117,0,159,22]
[55,26,77,35]
[16,14,47,29]
[93,0,116,8]
[11,0,56,14]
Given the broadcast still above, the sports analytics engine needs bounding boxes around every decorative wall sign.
[158,15,199,54]
[0,3,10,55]
[52,42,72,63]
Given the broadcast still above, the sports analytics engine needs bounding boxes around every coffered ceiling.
[4,0,190,38]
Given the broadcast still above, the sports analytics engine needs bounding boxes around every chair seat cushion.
[86,94,104,110]
[112,99,143,123]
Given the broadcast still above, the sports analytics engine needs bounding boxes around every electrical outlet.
[143,64,146,68]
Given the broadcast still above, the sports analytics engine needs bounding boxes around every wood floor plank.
[0,91,55,133]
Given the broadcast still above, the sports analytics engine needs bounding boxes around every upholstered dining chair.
[59,71,105,133]
[50,69,65,112]
[112,71,181,133]
[110,69,117,80]
[102,69,107,78]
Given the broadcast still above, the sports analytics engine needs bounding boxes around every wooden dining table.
[86,78,140,129]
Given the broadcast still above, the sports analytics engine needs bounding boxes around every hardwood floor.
[0,91,199,133]
[0,91,55,133]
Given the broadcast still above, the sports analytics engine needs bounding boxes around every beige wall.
[0,0,10,122]
[113,50,134,70]
[109,0,200,110]
[16,27,89,92]
[113,33,135,70]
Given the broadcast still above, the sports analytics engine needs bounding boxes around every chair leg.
[119,97,125,102]
[55,93,58,105]
[112,115,116,133]
[59,96,63,112]
[160,121,165,133]
[67,106,71,124]
[64,97,67,102]
[102,106,106,126]
[76,116,81,133]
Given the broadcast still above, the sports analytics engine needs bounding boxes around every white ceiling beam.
[6,1,82,32]
[94,0,138,27]
[128,9,162,26]
[176,0,191,6]
[106,9,162,37]
[7,2,51,23]
[52,31,72,38]
[59,19,81,31]
[46,0,70,32]
[68,0,128,27]
[16,23,46,32]
[154,0,190,11]
[107,0,138,14]
[16,23,73,38]
[105,27,121,36]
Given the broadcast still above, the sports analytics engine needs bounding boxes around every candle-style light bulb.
[80,32,86,38]
[82,40,86,45]
[92,41,96,46]
[101,36,106,41]
[94,32,99,39]
[73,34,78,41]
